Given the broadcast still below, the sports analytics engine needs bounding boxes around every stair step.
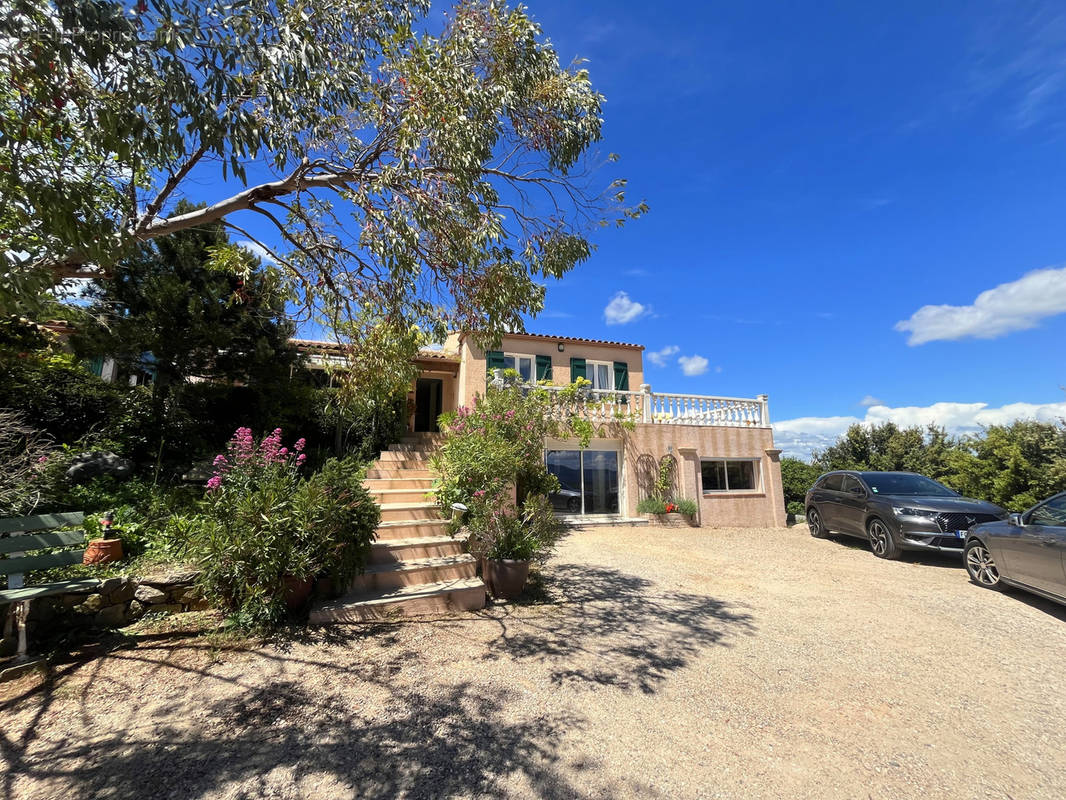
[350,554,476,592]
[388,442,437,453]
[364,478,435,491]
[366,468,434,480]
[310,577,487,623]
[380,503,443,522]
[375,519,451,540]
[402,434,446,443]
[371,488,435,504]
[369,536,463,565]
[377,451,431,464]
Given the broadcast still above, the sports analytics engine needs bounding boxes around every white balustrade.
[528,383,769,428]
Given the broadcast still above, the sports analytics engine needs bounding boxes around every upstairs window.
[503,353,534,382]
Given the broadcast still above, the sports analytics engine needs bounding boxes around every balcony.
[535,383,770,428]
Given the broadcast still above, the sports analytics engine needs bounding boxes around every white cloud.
[773,399,1066,461]
[860,395,882,407]
[678,354,709,376]
[237,239,277,266]
[895,266,1066,344]
[603,291,649,325]
[647,345,679,367]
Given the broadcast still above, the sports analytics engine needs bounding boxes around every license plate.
[955,530,967,538]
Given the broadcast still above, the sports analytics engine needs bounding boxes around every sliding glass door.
[546,447,620,515]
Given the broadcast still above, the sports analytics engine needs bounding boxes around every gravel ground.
[3,524,1066,800]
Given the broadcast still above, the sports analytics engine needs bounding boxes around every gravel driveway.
[3,524,1066,799]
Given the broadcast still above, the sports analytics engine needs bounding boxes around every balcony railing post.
[640,384,652,423]
[757,394,770,427]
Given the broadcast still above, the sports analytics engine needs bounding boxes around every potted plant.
[83,511,124,565]
[466,492,562,600]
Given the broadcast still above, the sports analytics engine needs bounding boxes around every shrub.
[673,498,698,516]
[0,409,53,515]
[786,500,805,516]
[190,427,378,629]
[466,492,563,562]
[636,497,667,515]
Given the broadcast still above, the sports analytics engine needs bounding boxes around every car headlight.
[893,507,938,518]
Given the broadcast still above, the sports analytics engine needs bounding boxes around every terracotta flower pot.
[283,575,314,610]
[484,558,530,600]
[83,538,123,565]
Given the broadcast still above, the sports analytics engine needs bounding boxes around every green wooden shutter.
[569,357,586,382]
[535,354,552,382]
[613,361,629,404]
[486,350,505,375]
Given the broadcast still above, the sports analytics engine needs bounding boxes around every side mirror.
[1009,512,1024,526]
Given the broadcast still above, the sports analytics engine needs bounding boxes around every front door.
[414,378,443,433]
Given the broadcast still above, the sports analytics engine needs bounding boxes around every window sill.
[702,491,766,498]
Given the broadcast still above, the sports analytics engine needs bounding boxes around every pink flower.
[206,475,222,491]
[296,453,307,464]
[294,438,306,452]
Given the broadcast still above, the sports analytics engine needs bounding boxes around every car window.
[842,475,865,495]
[822,474,844,492]
[861,473,957,497]
[1029,496,1066,527]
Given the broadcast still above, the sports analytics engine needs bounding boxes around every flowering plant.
[190,427,378,628]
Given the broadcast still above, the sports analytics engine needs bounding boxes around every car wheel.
[867,517,901,559]
[964,540,1002,590]
[806,507,829,538]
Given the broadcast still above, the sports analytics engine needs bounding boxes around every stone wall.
[1,569,208,655]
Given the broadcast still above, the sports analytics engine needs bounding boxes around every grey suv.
[805,471,1008,559]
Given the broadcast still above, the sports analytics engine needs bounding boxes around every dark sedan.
[805,471,1008,559]
[964,491,1066,605]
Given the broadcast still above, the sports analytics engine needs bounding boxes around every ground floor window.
[546,447,620,514]
[503,353,533,382]
[701,458,760,492]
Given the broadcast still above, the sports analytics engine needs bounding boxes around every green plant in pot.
[466,491,562,599]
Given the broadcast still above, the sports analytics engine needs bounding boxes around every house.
[298,331,787,529]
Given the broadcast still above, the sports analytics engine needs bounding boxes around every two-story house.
[301,331,786,529]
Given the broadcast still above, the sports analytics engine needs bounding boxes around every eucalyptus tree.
[1,0,643,391]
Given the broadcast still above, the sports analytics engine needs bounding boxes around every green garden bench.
[1,512,97,661]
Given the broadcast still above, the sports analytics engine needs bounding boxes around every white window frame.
[700,458,762,493]
[587,360,614,391]
[503,352,535,383]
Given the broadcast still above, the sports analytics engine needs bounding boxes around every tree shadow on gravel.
[477,563,756,694]
[0,642,661,800]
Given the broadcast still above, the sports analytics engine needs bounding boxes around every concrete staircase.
[310,433,487,623]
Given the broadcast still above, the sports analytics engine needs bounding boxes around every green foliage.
[673,498,698,516]
[0,352,125,444]
[636,497,667,515]
[815,422,955,478]
[432,381,622,559]
[189,428,379,630]
[780,457,821,510]
[3,0,644,386]
[467,492,563,562]
[70,203,298,391]
[654,455,676,502]
[786,500,805,516]
[814,420,1066,512]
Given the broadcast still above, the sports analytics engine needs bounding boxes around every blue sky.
[508,0,1066,458]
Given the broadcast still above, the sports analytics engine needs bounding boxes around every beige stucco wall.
[623,424,787,528]
[456,333,644,408]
